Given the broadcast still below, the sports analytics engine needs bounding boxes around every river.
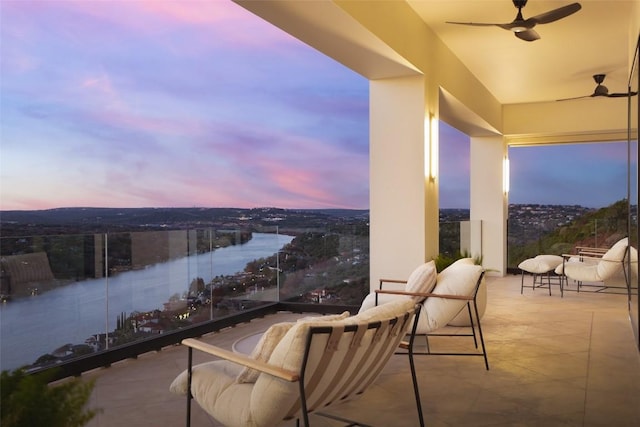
[0,232,294,372]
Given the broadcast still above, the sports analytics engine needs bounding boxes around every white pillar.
[470,136,508,275]
[370,75,434,286]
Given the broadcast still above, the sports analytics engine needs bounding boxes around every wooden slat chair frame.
[180,303,426,427]
[374,271,489,370]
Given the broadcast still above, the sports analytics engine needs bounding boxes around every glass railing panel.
[438,220,483,267]
[1,224,370,373]
[1,233,105,373]
[507,214,630,270]
[102,228,292,346]
[276,224,370,306]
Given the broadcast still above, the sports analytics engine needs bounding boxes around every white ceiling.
[407,0,636,105]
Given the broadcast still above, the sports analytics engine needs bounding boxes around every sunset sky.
[0,1,632,211]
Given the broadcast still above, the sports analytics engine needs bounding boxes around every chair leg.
[407,309,425,427]
[299,378,310,427]
[520,270,525,294]
[466,303,479,349]
[186,347,193,427]
[473,299,490,371]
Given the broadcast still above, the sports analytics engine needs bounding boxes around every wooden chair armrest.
[562,253,613,262]
[576,246,608,254]
[375,289,472,301]
[561,254,580,258]
[181,338,299,382]
[577,250,606,257]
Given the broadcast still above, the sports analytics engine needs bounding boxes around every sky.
[0,1,633,211]
[438,124,631,209]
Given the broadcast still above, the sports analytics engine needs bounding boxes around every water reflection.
[0,233,293,371]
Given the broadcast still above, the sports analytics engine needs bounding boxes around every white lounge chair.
[358,258,489,370]
[559,237,636,293]
[170,298,425,427]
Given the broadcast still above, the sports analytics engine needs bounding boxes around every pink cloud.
[1,1,369,211]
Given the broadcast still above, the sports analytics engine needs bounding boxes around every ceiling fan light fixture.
[511,26,528,33]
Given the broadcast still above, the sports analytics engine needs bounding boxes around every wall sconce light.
[503,156,510,194]
[425,113,438,181]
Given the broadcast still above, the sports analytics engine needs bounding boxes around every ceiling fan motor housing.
[513,0,528,9]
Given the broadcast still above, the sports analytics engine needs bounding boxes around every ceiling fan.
[557,74,638,101]
[446,0,581,42]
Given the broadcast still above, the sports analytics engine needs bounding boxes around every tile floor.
[79,274,640,427]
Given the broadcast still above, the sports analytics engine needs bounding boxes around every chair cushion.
[597,238,628,279]
[421,262,483,332]
[296,311,351,323]
[564,262,600,282]
[555,256,582,275]
[170,359,258,427]
[236,322,295,384]
[518,255,563,274]
[448,275,487,326]
[404,260,438,300]
[350,298,415,324]
[602,238,628,261]
[236,311,350,383]
[357,261,437,315]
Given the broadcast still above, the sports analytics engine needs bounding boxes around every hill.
[0,207,369,237]
[508,199,634,268]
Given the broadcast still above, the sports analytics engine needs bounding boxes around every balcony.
[71,274,640,426]
[2,221,639,425]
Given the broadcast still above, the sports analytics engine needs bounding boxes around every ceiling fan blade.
[556,95,591,101]
[530,2,582,25]
[515,29,540,41]
[557,91,637,102]
[608,92,637,98]
[445,21,503,27]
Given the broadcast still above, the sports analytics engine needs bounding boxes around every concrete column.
[470,135,508,275]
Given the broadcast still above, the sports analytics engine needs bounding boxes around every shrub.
[1,368,99,427]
